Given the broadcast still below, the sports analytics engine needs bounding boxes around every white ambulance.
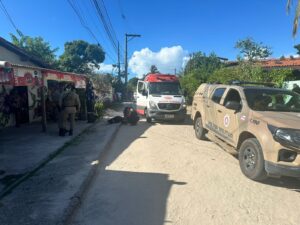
[136,73,186,123]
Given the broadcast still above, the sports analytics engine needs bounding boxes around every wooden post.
[41,72,47,132]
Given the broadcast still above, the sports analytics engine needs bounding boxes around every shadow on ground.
[74,170,186,225]
[73,120,187,225]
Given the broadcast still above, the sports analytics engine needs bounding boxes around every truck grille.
[158,103,181,110]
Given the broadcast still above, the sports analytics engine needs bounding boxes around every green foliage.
[294,44,300,55]
[208,62,296,87]
[184,52,222,75]
[127,77,139,92]
[149,65,160,74]
[59,40,105,74]
[10,33,58,67]
[235,37,272,61]
[180,52,223,103]
[94,101,105,118]
[287,0,300,37]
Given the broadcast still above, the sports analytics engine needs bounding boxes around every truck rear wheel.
[195,117,207,140]
[239,138,267,181]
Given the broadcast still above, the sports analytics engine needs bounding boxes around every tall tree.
[59,40,105,74]
[10,33,58,67]
[294,44,300,54]
[127,77,139,92]
[235,37,272,61]
[180,51,223,103]
[149,65,160,74]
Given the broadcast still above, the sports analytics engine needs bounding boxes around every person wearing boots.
[59,84,81,136]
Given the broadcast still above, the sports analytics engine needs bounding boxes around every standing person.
[292,83,300,94]
[9,88,22,127]
[59,84,81,136]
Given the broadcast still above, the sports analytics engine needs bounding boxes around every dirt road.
[72,118,300,225]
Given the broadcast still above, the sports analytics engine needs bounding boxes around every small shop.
[0,61,88,129]
[42,69,87,121]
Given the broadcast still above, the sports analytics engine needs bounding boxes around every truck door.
[136,80,148,115]
[215,88,242,146]
[205,87,226,133]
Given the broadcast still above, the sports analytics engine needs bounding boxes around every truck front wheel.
[239,138,267,181]
[195,117,207,140]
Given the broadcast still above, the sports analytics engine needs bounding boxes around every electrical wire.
[92,0,119,53]
[0,0,22,36]
[67,0,116,62]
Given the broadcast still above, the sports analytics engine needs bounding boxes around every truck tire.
[239,138,267,181]
[145,109,152,123]
[195,116,207,140]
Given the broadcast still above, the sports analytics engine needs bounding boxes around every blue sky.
[0,0,299,78]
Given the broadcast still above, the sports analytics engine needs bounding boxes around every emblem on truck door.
[224,114,230,127]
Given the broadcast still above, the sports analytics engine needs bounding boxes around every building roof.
[226,58,300,69]
[0,36,49,68]
[259,58,300,68]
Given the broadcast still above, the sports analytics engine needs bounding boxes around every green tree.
[294,44,300,54]
[208,63,295,87]
[59,40,105,74]
[180,52,223,103]
[10,33,58,67]
[127,77,139,92]
[235,37,272,61]
[149,65,160,74]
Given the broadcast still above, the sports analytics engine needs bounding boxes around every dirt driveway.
[72,118,300,225]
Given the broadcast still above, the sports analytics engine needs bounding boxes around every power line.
[79,0,119,61]
[67,0,116,62]
[0,0,22,36]
[92,0,119,54]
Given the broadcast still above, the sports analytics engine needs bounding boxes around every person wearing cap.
[59,83,81,136]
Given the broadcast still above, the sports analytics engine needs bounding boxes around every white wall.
[0,46,37,66]
[283,80,300,90]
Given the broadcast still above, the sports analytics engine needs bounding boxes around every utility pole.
[117,42,121,79]
[124,33,141,100]
[174,68,177,75]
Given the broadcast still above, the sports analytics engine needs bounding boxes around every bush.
[208,63,296,87]
[94,101,105,118]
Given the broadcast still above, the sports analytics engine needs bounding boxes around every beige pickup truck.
[191,82,300,181]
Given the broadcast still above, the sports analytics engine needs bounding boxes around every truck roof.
[144,73,179,82]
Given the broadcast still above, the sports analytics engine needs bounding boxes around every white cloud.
[128,46,188,78]
[94,63,116,74]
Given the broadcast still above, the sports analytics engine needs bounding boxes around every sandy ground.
[72,118,300,225]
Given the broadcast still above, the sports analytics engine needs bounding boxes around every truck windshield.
[244,89,300,112]
[149,82,182,95]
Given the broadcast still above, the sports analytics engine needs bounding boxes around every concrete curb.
[0,122,96,200]
[58,123,122,225]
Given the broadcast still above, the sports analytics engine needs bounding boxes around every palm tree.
[287,0,300,37]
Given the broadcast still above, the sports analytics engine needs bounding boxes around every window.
[211,88,226,104]
[224,89,242,106]
[244,88,300,112]
[138,81,145,94]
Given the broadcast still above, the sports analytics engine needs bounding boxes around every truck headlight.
[149,101,157,109]
[275,129,293,143]
[268,124,300,148]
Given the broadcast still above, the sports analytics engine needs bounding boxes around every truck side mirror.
[225,101,241,111]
